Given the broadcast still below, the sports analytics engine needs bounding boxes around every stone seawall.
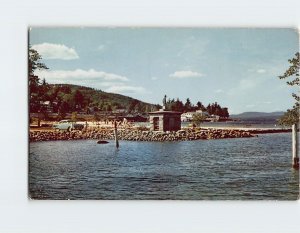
[30,128,255,142]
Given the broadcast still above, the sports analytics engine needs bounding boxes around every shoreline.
[29,127,293,143]
[200,126,292,134]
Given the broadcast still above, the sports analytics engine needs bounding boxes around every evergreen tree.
[184,98,192,112]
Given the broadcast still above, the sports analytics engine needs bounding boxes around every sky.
[29,27,299,114]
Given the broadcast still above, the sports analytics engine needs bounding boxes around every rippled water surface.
[29,133,299,200]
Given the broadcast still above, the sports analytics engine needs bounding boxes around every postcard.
[29,27,299,200]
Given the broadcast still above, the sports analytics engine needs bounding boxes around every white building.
[181,110,209,122]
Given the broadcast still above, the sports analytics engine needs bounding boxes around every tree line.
[165,98,229,118]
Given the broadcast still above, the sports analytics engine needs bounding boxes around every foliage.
[278,52,299,126]
[279,52,299,100]
[93,112,101,122]
[278,108,299,126]
[29,46,48,76]
[28,46,49,113]
[206,102,229,117]
[31,83,156,114]
[184,98,192,111]
[58,101,69,120]
[164,97,229,116]
[71,112,78,122]
[29,46,48,94]
[73,90,84,109]
[192,113,207,127]
[127,99,139,113]
[196,101,206,111]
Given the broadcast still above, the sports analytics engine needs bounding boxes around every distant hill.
[229,111,285,125]
[230,111,285,119]
[45,84,159,113]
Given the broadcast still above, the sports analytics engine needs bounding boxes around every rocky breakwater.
[30,128,254,142]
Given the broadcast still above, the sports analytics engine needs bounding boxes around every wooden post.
[114,120,119,148]
[292,124,299,169]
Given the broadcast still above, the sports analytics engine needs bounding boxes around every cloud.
[105,84,148,94]
[151,77,158,80]
[261,101,272,104]
[239,79,257,89]
[169,70,204,79]
[257,69,266,74]
[246,104,255,108]
[35,69,128,82]
[97,82,149,95]
[35,68,148,95]
[32,43,79,60]
[227,78,263,96]
[214,89,224,93]
[97,45,106,51]
[248,68,267,74]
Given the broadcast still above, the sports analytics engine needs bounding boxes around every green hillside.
[31,83,160,114]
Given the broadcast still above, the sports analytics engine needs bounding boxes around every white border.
[0,0,299,232]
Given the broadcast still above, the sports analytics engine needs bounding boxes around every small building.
[149,110,181,131]
[181,111,196,122]
[196,109,210,116]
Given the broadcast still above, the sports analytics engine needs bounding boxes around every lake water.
[29,133,299,200]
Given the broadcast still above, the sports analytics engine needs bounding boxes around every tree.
[38,78,50,100]
[29,46,48,94]
[278,108,299,126]
[128,99,139,113]
[73,90,84,110]
[192,113,207,127]
[145,105,150,113]
[278,52,299,126]
[29,46,49,113]
[58,101,69,120]
[173,98,184,112]
[71,112,78,122]
[196,101,206,111]
[59,85,71,94]
[105,104,112,112]
[29,46,48,76]
[184,98,192,112]
[166,98,175,111]
[206,104,212,115]
[221,107,229,118]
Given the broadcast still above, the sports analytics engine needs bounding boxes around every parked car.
[53,120,84,131]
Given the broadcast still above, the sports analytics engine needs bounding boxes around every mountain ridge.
[230,111,285,119]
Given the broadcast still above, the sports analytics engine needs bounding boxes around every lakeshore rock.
[29,128,256,142]
[97,140,109,144]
